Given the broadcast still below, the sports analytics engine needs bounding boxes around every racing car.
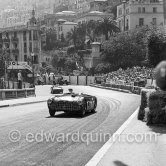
[47,89,97,117]
[50,86,63,94]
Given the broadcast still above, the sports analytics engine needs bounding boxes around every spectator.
[17,70,22,89]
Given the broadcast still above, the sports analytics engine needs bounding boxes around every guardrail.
[0,88,35,100]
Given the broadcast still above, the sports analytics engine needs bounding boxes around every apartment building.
[0,10,41,71]
[56,20,78,40]
[117,0,164,31]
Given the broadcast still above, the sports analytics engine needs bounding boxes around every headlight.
[47,99,52,104]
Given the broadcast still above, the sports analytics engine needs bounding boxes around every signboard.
[7,61,32,72]
[7,61,28,66]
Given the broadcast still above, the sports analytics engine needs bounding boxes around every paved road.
[0,86,140,166]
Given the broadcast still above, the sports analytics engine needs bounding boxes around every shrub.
[147,90,166,125]
[138,88,155,120]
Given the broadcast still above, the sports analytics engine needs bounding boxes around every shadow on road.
[149,124,166,135]
[114,160,129,166]
[46,112,96,119]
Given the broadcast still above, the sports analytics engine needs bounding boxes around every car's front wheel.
[80,102,86,117]
[49,108,56,117]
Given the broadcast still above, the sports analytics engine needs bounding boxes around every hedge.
[147,90,166,125]
[138,88,155,121]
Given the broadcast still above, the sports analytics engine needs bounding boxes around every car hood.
[52,95,84,102]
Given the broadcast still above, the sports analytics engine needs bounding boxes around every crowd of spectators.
[95,66,154,87]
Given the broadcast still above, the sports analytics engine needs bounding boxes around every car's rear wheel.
[49,108,56,117]
[91,98,97,113]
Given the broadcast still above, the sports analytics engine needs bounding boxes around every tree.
[147,27,166,67]
[95,63,112,73]
[51,54,59,69]
[102,27,148,69]
[43,28,57,51]
[64,59,77,73]
[96,17,120,40]
[0,50,11,78]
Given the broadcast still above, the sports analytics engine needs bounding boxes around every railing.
[0,88,35,100]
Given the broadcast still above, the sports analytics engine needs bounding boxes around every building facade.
[56,20,78,40]
[117,0,164,31]
[0,10,41,72]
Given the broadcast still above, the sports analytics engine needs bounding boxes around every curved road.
[0,86,140,166]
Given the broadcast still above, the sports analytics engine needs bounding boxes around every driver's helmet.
[68,88,73,93]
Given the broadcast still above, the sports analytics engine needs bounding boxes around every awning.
[7,64,32,72]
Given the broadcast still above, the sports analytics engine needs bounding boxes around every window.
[139,18,144,26]
[153,7,157,13]
[118,8,122,16]
[15,55,18,61]
[14,32,17,38]
[29,31,31,40]
[23,31,26,37]
[29,42,32,52]
[24,43,27,48]
[126,8,129,14]
[24,43,27,53]
[34,55,38,64]
[142,7,145,13]
[126,19,129,30]
[13,43,17,49]
[152,18,157,25]
[33,31,38,40]
[24,55,27,61]
[138,7,141,13]
[119,20,121,29]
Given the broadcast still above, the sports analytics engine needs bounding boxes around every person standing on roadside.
[18,70,22,89]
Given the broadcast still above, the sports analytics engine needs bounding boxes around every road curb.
[0,104,9,108]
[89,84,131,94]
[9,100,48,107]
[85,107,139,166]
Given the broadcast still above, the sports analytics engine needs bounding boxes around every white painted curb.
[85,107,139,166]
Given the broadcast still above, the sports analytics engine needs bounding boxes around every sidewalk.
[0,96,50,108]
[86,109,166,166]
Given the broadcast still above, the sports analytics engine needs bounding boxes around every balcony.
[12,48,19,55]
[3,38,10,43]
[11,37,19,42]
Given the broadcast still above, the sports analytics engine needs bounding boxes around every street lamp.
[122,0,126,31]
[31,52,35,87]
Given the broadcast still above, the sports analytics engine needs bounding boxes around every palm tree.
[96,17,120,40]
[85,20,98,42]
[66,27,78,49]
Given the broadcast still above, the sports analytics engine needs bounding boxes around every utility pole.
[164,0,166,25]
